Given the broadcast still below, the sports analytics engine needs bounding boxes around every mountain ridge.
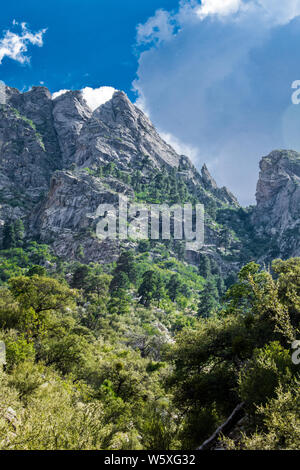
[0,85,299,268]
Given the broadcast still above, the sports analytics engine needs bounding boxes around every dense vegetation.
[0,235,299,450]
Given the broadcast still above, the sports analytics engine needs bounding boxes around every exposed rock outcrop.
[1,85,239,263]
[52,90,92,167]
[31,169,134,262]
[1,85,298,266]
[252,150,300,260]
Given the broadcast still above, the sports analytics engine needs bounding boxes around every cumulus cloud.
[52,86,116,111]
[0,22,46,65]
[256,0,300,25]
[194,0,300,24]
[81,86,116,111]
[134,0,300,205]
[196,0,242,19]
[52,89,69,99]
[137,9,177,45]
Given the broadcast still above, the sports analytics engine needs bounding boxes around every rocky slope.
[0,88,61,226]
[0,85,299,267]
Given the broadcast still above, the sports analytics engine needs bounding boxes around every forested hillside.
[0,243,299,449]
[0,86,299,450]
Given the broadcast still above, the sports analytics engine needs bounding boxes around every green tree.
[238,342,294,410]
[8,276,76,338]
[216,276,225,297]
[109,251,137,296]
[198,254,211,278]
[85,272,111,300]
[114,251,137,282]
[26,265,47,277]
[220,227,232,253]
[2,222,16,250]
[108,289,131,315]
[138,270,164,307]
[71,264,91,290]
[110,271,130,294]
[167,274,182,302]
[197,278,219,318]
[226,380,300,450]
[14,219,24,247]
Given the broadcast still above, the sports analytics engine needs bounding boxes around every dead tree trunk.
[197,402,245,450]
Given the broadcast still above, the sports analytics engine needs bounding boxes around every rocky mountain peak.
[73,88,182,171]
[53,89,92,119]
[256,150,300,205]
[8,86,53,127]
[95,90,144,129]
[52,90,92,166]
[0,83,262,265]
[201,164,218,190]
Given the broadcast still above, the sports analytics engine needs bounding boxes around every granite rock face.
[1,85,299,265]
[0,91,60,232]
[7,86,62,170]
[31,169,134,263]
[52,91,92,167]
[52,89,181,172]
[0,85,238,261]
[252,150,300,259]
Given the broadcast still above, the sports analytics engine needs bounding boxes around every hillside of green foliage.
[0,239,299,450]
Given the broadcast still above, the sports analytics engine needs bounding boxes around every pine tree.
[14,219,24,247]
[109,271,130,294]
[198,254,211,278]
[2,222,16,249]
[71,264,91,290]
[138,270,164,307]
[216,276,225,297]
[114,251,137,283]
[167,274,182,302]
[197,278,219,318]
[108,288,131,315]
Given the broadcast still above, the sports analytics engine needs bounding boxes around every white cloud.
[196,0,242,19]
[136,9,177,45]
[52,89,69,99]
[0,22,46,65]
[136,0,300,43]
[81,86,116,111]
[195,0,300,25]
[256,0,300,25]
[52,86,117,112]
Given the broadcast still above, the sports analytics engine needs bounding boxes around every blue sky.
[0,0,178,97]
[2,1,300,205]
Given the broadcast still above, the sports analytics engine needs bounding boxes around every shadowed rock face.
[0,93,60,229]
[7,87,62,170]
[253,150,300,259]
